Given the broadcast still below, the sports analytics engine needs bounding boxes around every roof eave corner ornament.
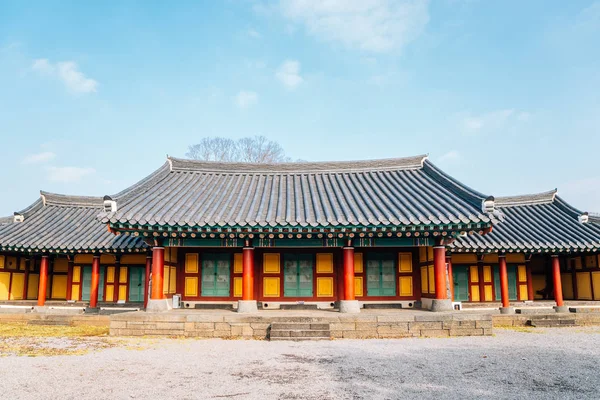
[13,212,24,223]
[420,155,429,167]
[482,196,495,214]
[103,195,118,213]
[167,156,173,171]
[578,212,589,224]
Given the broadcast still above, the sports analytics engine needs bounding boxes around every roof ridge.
[167,155,428,173]
[40,191,104,208]
[495,189,557,207]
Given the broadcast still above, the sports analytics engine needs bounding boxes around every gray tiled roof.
[100,156,494,230]
[0,192,147,253]
[451,190,600,253]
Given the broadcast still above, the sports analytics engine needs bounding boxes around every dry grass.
[496,326,540,334]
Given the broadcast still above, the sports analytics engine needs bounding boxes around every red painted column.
[242,247,255,301]
[89,255,100,308]
[343,247,355,301]
[433,245,447,300]
[446,255,454,301]
[499,254,510,308]
[552,255,564,307]
[526,263,534,301]
[151,247,165,300]
[144,254,151,308]
[37,255,49,306]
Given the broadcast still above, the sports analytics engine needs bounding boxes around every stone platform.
[109,309,494,339]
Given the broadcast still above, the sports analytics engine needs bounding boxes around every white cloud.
[247,28,262,38]
[32,59,98,94]
[460,109,527,135]
[234,91,259,109]
[438,150,460,164]
[279,0,430,53]
[46,166,96,183]
[22,151,56,165]
[275,60,303,89]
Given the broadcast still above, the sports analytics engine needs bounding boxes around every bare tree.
[186,136,291,163]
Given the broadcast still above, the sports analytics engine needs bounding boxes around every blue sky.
[1,0,599,216]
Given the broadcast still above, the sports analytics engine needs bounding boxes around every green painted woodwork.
[366,253,396,296]
[128,267,145,302]
[201,253,231,297]
[494,265,518,301]
[283,254,313,297]
[453,266,469,302]
[81,266,104,302]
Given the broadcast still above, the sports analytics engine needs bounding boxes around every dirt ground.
[0,323,599,400]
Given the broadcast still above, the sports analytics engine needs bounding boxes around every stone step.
[271,323,329,330]
[363,303,404,309]
[516,308,557,315]
[194,304,234,310]
[278,304,319,310]
[270,337,331,341]
[529,319,575,327]
[569,307,600,313]
[270,329,330,338]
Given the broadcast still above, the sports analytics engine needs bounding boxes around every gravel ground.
[1,326,599,400]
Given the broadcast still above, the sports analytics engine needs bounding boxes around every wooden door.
[366,254,396,297]
[128,267,145,302]
[453,266,469,301]
[283,254,313,297]
[201,254,230,297]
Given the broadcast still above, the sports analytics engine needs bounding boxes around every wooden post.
[89,255,100,308]
[151,247,165,300]
[499,254,510,308]
[526,262,534,301]
[478,259,485,302]
[433,245,447,300]
[144,254,151,308]
[115,258,121,303]
[446,254,454,301]
[552,255,564,307]
[66,259,74,301]
[343,247,355,301]
[242,247,255,301]
[37,255,49,306]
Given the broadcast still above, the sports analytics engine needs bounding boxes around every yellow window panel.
[118,285,127,301]
[53,259,68,272]
[519,284,528,301]
[317,277,334,297]
[470,266,479,283]
[27,274,39,300]
[419,247,427,262]
[420,266,428,293]
[592,272,600,301]
[428,265,435,294]
[263,254,280,274]
[470,285,480,302]
[185,277,198,297]
[163,266,169,294]
[105,285,114,302]
[576,272,592,300]
[233,277,243,297]
[51,275,67,299]
[354,277,363,297]
[399,276,413,297]
[233,253,243,274]
[185,253,199,273]
[561,274,574,300]
[263,277,280,297]
[10,273,24,300]
[483,266,492,283]
[517,265,527,282]
[119,267,128,283]
[106,266,115,283]
[0,255,4,268]
[484,285,493,301]
[0,272,9,300]
[169,266,177,294]
[72,266,81,283]
[354,253,363,273]
[71,285,80,301]
[316,253,334,274]
[398,253,412,273]
[427,247,433,261]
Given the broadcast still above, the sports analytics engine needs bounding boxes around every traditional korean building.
[449,190,600,312]
[0,192,147,306]
[98,155,496,312]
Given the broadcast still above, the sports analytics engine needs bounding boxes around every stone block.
[156,322,184,330]
[214,322,231,331]
[186,315,225,323]
[330,331,343,338]
[343,330,377,339]
[449,328,484,337]
[476,320,493,329]
[458,320,476,328]
[330,323,356,331]
[241,326,254,336]
[378,332,414,339]
[213,330,231,338]
[253,330,268,338]
[250,323,270,330]
[409,321,443,331]
[355,322,378,331]
[195,322,215,330]
[483,328,493,335]
[420,329,450,338]
[377,324,409,334]
[111,321,127,328]
[188,331,214,338]
[414,314,452,322]
[230,325,244,336]
[376,315,415,323]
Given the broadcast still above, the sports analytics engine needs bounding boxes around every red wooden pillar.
[144,254,151,308]
[151,247,165,300]
[343,247,355,301]
[526,263,534,300]
[89,255,100,308]
[446,254,454,301]
[37,255,49,306]
[552,255,564,307]
[478,260,485,302]
[499,254,510,308]
[242,247,255,301]
[66,260,74,301]
[433,245,447,300]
